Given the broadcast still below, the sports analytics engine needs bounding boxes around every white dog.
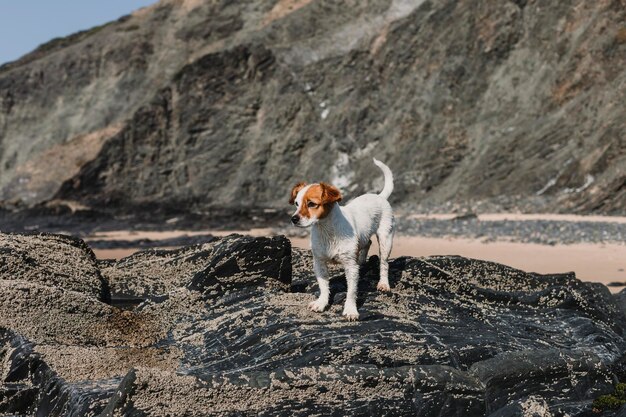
[289,158,394,321]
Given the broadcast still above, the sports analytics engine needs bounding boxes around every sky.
[0,0,158,65]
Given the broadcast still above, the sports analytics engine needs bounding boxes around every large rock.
[0,232,624,416]
[98,241,218,301]
[0,279,161,347]
[1,0,625,213]
[186,234,292,294]
[100,233,291,301]
[111,250,625,416]
[0,327,116,416]
[0,232,108,300]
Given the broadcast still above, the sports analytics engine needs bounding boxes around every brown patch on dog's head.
[319,182,342,205]
[289,182,307,205]
[294,183,342,221]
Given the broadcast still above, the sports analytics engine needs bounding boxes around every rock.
[0,327,114,416]
[0,232,624,416]
[617,288,626,318]
[486,396,553,417]
[472,350,612,416]
[0,232,108,300]
[125,250,625,416]
[99,241,218,301]
[0,279,161,347]
[100,365,485,416]
[100,234,291,302]
[1,1,624,214]
[98,368,137,417]
[186,234,292,294]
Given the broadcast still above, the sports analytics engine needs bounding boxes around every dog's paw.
[342,305,359,321]
[308,300,327,312]
[377,282,391,292]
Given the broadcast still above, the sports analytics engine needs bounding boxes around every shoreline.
[89,228,626,294]
[405,212,626,224]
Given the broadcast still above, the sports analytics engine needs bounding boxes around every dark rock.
[0,327,113,416]
[99,368,138,417]
[396,216,626,246]
[187,234,292,295]
[100,234,291,302]
[616,288,626,318]
[612,354,626,383]
[472,350,612,416]
[0,232,624,416]
[0,232,108,301]
[86,233,216,249]
[452,212,478,221]
[99,241,219,301]
[486,397,551,417]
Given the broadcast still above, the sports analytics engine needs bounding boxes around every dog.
[289,158,394,321]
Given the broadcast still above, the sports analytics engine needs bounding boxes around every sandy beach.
[88,223,626,294]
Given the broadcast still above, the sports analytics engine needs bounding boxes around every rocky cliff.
[1,232,626,415]
[0,0,625,214]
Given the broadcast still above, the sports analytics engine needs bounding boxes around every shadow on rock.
[0,231,625,416]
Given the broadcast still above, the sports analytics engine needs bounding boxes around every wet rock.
[0,232,624,416]
[0,232,108,301]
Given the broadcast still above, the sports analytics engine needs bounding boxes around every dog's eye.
[307,201,318,208]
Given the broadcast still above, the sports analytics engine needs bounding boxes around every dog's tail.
[373,158,393,200]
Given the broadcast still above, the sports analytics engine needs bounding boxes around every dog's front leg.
[342,259,359,321]
[309,257,330,312]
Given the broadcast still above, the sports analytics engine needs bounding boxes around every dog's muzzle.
[291,215,300,225]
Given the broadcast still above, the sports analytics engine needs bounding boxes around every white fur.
[292,158,395,321]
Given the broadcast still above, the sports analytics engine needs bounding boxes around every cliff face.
[0,0,625,214]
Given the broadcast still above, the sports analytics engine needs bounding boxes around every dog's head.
[289,182,342,227]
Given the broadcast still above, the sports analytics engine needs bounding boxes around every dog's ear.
[289,182,307,205]
[320,182,342,204]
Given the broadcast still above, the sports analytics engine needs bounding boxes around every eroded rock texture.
[0,232,625,416]
[0,0,625,213]
[0,232,108,300]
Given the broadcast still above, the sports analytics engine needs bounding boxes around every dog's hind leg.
[376,217,394,292]
[357,239,371,265]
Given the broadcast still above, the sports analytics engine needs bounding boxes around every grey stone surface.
[0,232,107,300]
[0,0,624,214]
[1,232,624,416]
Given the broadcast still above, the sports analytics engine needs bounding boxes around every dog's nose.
[291,215,299,224]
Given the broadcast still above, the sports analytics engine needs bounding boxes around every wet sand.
[406,213,626,224]
[89,228,626,294]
